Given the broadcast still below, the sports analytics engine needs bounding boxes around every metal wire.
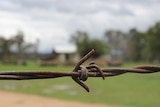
[0,49,159,92]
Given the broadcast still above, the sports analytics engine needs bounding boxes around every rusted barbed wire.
[0,49,160,92]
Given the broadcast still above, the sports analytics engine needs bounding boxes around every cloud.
[0,0,160,53]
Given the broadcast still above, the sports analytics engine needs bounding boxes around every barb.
[0,49,159,92]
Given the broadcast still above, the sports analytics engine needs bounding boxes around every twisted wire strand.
[0,65,159,79]
[0,49,159,92]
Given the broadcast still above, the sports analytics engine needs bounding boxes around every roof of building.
[53,44,77,54]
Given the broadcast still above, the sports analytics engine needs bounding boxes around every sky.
[0,0,160,53]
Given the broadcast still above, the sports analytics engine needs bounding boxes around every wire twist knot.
[78,65,88,81]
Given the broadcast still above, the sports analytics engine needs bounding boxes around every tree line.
[71,21,160,63]
[1,21,159,64]
[0,31,39,65]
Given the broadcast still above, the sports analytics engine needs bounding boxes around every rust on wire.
[0,49,160,92]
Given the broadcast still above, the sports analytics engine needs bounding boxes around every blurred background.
[0,0,160,107]
[0,0,160,65]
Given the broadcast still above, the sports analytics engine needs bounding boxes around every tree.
[71,31,90,57]
[0,31,39,65]
[0,36,14,62]
[126,28,145,61]
[12,31,35,65]
[12,31,24,60]
[71,31,107,58]
[104,30,128,60]
[143,22,160,62]
[90,39,107,58]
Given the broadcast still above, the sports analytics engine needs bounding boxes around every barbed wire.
[0,49,159,92]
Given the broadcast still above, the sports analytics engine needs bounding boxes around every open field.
[0,62,160,107]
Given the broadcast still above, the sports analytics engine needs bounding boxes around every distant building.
[41,45,79,66]
[52,45,79,63]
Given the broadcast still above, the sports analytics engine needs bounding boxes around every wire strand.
[0,50,159,92]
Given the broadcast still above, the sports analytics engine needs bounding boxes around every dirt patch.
[0,91,115,107]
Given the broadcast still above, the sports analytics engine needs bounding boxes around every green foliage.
[0,36,14,61]
[104,21,160,62]
[71,31,108,58]
[127,28,145,61]
[90,39,107,58]
[0,31,37,65]
[143,22,160,62]
[105,30,127,50]
[105,30,128,60]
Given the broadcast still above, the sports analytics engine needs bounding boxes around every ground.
[0,91,114,107]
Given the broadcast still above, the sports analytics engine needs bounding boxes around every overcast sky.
[0,0,160,53]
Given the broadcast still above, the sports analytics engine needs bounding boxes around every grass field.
[0,62,160,107]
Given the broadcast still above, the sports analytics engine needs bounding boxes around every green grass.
[0,62,160,107]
